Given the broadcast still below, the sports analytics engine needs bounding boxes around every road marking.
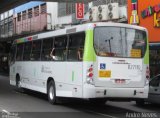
[2,109,20,118]
[2,109,10,114]
[86,109,118,118]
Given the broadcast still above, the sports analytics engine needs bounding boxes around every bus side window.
[41,38,53,61]
[77,48,83,61]
[31,40,42,61]
[68,32,85,61]
[23,42,32,61]
[10,45,16,64]
[54,36,67,61]
[16,44,24,61]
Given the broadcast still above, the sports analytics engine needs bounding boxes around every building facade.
[128,0,160,77]
[0,0,128,40]
[0,10,13,39]
[128,0,160,42]
[0,0,127,73]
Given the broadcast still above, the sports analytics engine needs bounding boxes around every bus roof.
[14,22,148,44]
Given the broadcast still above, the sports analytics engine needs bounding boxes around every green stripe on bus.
[83,30,96,61]
[144,38,149,64]
[72,71,74,81]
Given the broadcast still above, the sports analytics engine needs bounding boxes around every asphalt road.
[0,75,159,118]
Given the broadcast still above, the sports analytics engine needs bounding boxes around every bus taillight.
[88,73,93,78]
[88,67,93,72]
[145,66,150,85]
[146,66,150,80]
[86,65,94,84]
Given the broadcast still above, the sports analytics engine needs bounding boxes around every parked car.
[147,74,160,104]
[136,74,160,105]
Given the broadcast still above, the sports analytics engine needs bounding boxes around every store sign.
[154,13,160,27]
[141,4,160,27]
[76,3,84,19]
[130,0,139,25]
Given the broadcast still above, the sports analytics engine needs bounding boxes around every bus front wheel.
[47,80,57,104]
[16,75,24,92]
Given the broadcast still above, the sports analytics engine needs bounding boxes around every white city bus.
[9,22,149,104]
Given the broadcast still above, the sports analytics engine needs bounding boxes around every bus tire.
[47,80,57,104]
[16,75,24,92]
[16,75,21,88]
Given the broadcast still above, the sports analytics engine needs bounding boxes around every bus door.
[64,32,85,97]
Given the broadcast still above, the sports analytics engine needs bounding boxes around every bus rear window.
[94,27,147,58]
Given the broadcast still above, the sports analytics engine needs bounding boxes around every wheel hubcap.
[49,86,54,100]
[17,81,21,88]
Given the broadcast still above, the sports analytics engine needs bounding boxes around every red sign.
[76,3,84,19]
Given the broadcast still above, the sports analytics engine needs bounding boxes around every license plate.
[99,70,111,78]
[115,79,126,84]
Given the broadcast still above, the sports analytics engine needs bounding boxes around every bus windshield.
[94,27,147,58]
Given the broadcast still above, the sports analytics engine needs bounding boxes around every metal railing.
[0,13,52,39]
[14,13,52,36]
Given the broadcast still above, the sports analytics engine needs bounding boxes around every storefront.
[128,0,160,77]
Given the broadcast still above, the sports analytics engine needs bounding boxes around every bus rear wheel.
[16,75,20,89]
[47,80,57,104]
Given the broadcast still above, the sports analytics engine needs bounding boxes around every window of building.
[93,0,127,6]
[119,0,127,6]
[34,6,39,17]
[8,21,13,32]
[31,40,42,61]
[16,44,24,61]
[93,0,107,6]
[23,42,32,61]
[58,3,88,17]
[58,3,66,17]
[41,38,53,61]
[28,9,33,18]
[68,32,85,61]
[58,3,75,17]
[0,21,2,36]
[8,16,13,32]
[17,13,21,21]
[22,11,26,20]
[0,20,5,35]
[4,22,8,35]
[41,3,47,14]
